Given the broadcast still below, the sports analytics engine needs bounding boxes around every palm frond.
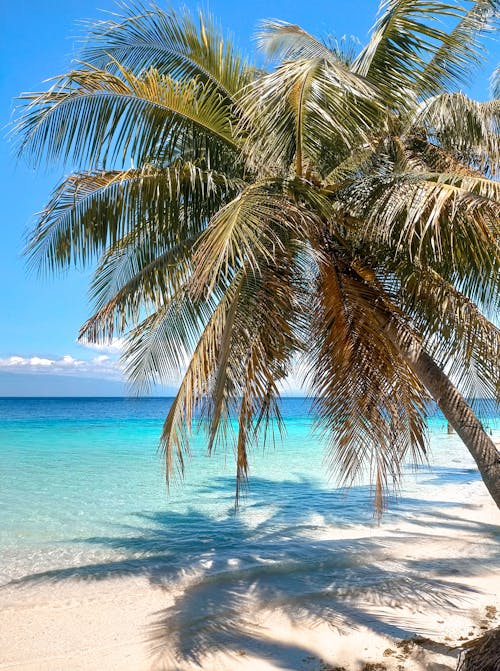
[306,245,428,512]
[240,58,381,175]
[152,256,296,486]
[256,20,348,65]
[149,284,233,481]
[26,162,243,273]
[122,285,225,396]
[418,0,500,96]
[322,147,377,187]
[398,265,500,401]
[79,231,195,343]
[349,170,500,292]
[413,93,500,176]
[83,4,255,103]
[352,0,470,105]
[16,63,238,170]
[209,251,307,495]
[190,183,308,295]
[151,237,307,490]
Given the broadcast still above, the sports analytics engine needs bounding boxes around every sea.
[1,396,499,588]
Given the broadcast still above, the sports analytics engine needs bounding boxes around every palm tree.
[15,1,500,510]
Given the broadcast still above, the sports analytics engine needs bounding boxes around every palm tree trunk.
[382,319,500,509]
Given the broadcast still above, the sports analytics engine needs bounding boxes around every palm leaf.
[417,0,500,96]
[256,20,350,65]
[26,162,243,273]
[305,245,428,512]
[413,93,500,176]
[79,230,197,343]
[348,170,500,288]
[190,183,308,295]
[240,57,381,175]
[161,243,306,493]
[398,264,500,401]
[16,63,238,170]
[122,285,226,396]
[352,0,468,105]
[83,4,255,103]
[153,274,242,482]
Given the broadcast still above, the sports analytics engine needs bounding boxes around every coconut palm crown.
[15,0,500,510]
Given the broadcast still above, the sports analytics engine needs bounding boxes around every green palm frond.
[152,274,242,482]
[352,0,470,105]
[16,63,238,170]
[26,162,243,273]
[204,244,307,444]
[413,93,500,175]
[79,230,196,343]
[190,183,308,295]
[398,265,500,401]
[83,4,255,103]
[349,170,500,284]
[256,20,348,64]
[417,0,499,97]
[240,57,382,174]
[159,244,306,493]
[123,285,226,396]
[256,20,364,68]
[223,258,305,501]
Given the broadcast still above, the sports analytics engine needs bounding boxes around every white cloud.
[0,348,308,392]
[0,337,130,382]
[93,354,110,363]
[0,353,123,380]
[2,356,55,368]
[29,357,53,366]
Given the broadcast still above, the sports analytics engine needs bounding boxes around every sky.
[0,0,498,396]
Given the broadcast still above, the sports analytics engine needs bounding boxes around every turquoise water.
[1,397,498,585]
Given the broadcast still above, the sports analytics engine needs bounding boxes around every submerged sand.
[1,478,499,671]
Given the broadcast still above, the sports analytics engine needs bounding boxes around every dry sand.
[1,480,499,671]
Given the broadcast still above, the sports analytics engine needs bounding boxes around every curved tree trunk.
[382,319,500,509]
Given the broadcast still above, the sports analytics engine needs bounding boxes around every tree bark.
[382,318,500,509]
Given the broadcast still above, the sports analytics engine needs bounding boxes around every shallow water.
[0,397,498,586]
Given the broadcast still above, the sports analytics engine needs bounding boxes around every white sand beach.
[1,476,499,671]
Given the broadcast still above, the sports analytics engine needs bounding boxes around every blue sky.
[0,1,498,395]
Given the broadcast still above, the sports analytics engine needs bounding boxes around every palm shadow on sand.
[8,473,500,670]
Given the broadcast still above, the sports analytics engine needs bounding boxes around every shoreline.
[1,479,499,671]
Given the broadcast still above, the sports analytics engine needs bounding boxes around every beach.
[1,398,499,671]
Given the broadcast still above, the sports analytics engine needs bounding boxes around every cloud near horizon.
[0,342,308,393]
[0,353,123,380]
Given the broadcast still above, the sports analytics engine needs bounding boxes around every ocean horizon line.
[0,395,498,402]
[0,395,311,400]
